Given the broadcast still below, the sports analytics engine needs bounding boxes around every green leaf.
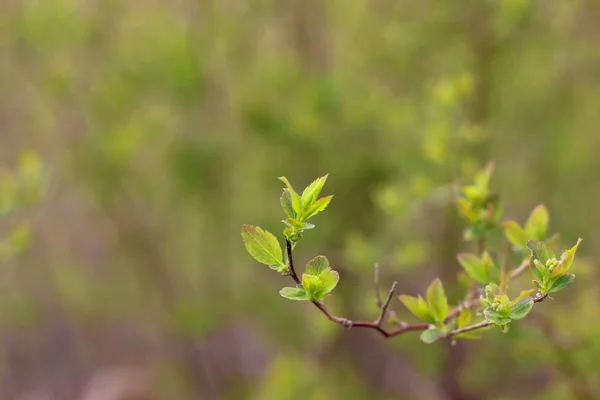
[456,198,478,222]
[398,295,434,323]
[551,238,583,277]
[302,195,333,220]
[241,225,285,270]
[504,221,529,249]
[526,240,555,265]
[458,307,472,328]
[525,204,549,240]
[483,308,511,325]
[301,175,328,211]
[457,253,488,284]
[306,256,329,275]
[319,268,340,295]
[426,278,449,322]
[548,273,575,293]
[475,161,494,192]
[510,297,534,320]
[420,328,446,344]
[279,287,310,301]
[302,274,324,300]
[278,176,302,216]
[280,189,296,219]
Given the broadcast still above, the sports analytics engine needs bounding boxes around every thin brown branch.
[374,263,383,308]
[374,281,398,326]
[285,239,430,338]
[284,238,550,340]
[447,320,493,337]
[286,239,301,285]
[510,259,530,280]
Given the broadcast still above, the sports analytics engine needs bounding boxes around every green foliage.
[527,238,582,294]
[457,252,498,285]
[504,204,550,250]
[244,177,339,302]
[277,175,333,244]
[455,162,503,241]
[426,278,448,323]
[420,328,446,344]
[246,167,583,346]
[241,225,286,272]
[397,295,435,324]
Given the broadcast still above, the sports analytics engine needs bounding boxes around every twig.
[374,281,398,326]
[285,239,430,338]
[374,263,383,308]
[284,238,550,340]
[286,239,301,285]
[447,320,493,337]
[510,259,530,280]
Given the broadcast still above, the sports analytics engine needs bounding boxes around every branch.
[286,239,301,285]
[447,320,493,337]
[285,239,430,338]
[510,259,530,280]
[284,238,549,340]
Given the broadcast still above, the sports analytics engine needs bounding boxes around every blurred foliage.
[1,0,600,398]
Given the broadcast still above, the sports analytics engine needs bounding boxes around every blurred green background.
[1,0,600,399]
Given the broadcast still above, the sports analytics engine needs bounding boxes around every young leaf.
[548,273,575,293]
[278,177,302,216]
[475,161,494,192]
[551,238,583,277]
[302,274,324,300]
[302,195,333,220]
[504,221,529,249]
[241,225,285,269]
[427,278,449,322]
[483,309,511,325]
[457,253,488,284]
[458,307,472,328]
[306,255,329,275]
[300,175,328,210]
[526,240,555,265]
[398,295,435,323]
[510,297,534,320]
[280,287,310,301]
[420,328,446,344]
[525,204,549,240]
[280,189,296,219]
[319,269,340,295]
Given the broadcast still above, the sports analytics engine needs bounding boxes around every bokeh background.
[2,0,600,399]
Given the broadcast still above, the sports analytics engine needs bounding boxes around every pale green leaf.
[426,278,449,322]
[548,273,575,293]
[241,225,285,269]
[457,253,488,284]
[551,238,583,277]
[278,176,302,216]
[300,175,328,211]
[302,274,324,300]
[526,240,555,265]
[504,221,529,249]
[458,308,471,328]
[420,328,446,344]
[280,189,295,219]
[319,269,339,295]
[525,204,549,240]
[510,297,534,320]
[279,287,310,301]
[306,255,329,275]
[483,308,511,325]
[398,295,435,323]
[302,195,333,220]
